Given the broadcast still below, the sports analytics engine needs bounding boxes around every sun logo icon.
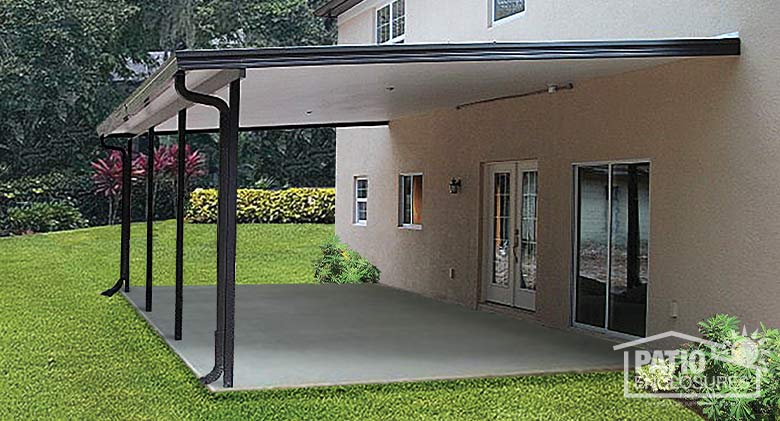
[730,326,769,369]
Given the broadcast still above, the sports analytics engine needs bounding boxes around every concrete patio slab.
[125,284,623,391]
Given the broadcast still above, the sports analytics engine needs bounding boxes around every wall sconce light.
[449,178,462,194]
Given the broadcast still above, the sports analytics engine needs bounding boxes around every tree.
[0,0,150,177]
[238,129,335,188]
[1,0,337,186]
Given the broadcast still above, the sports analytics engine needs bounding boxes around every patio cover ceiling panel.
[97,37,740,136]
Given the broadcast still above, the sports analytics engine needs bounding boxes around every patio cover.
[97,36,740,137]
[96,35,740,389]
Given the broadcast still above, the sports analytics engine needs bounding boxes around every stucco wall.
[338,0,745,45]
[334,0,780,337]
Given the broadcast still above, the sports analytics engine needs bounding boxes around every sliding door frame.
[570,158,651,340]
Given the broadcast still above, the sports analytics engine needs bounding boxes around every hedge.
[187,188,335,224]
[0,171,177,228]
[6,202,88,235]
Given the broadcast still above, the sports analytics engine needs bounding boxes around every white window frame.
[398,172,422,230]
[490,0,526,26]
[376,0,405,44]
[354,176,368,226]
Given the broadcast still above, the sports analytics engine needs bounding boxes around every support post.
[146,127,155,312]
[101,135,133,297]
[222,78,240,387]
[174,71,241,388]
[175,110,186,341]
[123,137,132,293]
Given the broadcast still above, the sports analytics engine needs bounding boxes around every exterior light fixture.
[449,178,462,194]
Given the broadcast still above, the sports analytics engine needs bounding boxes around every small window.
[354,177,368,225]
[376,0,405,44]
[493,0,525,22]
[399,174,422,228]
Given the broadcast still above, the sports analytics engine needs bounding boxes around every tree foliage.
[0,0,147,177]
[1,0,336,187]
[239,129,336,188]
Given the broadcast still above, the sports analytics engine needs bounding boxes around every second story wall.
[338,0,746,45]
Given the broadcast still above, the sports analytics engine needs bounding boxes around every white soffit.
[98,37,740,136]
[153,57,682,133]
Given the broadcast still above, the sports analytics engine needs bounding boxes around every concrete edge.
[120,291,212,392]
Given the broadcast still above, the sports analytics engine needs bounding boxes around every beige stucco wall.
[338,0,748,45]
[334,0,780,337]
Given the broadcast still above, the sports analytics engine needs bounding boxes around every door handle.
[513,229,519,263]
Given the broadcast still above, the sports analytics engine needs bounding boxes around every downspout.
[100,135,133,297]
[174,71,239,387]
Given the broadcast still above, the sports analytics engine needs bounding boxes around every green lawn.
[0,222,698,420]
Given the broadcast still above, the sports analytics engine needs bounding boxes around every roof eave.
[98,55,180,137]
[314,0,365,17]
[96,36,740,136]
[172,37,740,71]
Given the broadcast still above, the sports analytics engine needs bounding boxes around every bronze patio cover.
[95,36,740,388]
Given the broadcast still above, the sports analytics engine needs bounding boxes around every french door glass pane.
[608,163,650,336]
[575,165,609,328]
[520,171,537,290]
[492,172,511,287]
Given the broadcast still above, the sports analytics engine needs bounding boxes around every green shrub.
[6,202,88,234]
[187,188,335,224]
[681,315,780,421]
[313,236,380,284]
[634,358,676,392]
[1,171,106,226]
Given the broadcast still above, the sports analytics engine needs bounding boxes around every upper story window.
[493,0,525,22]
[377,0,405,44]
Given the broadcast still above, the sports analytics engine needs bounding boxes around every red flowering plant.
[169,144,207,179]
[91,144,207,225]
[150,145,207,216]
[91,150,145,224]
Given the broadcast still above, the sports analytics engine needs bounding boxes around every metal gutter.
[97,65,243,136]
[98,56,179,136]
[174,37,740,70]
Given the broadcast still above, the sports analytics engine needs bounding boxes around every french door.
[573,162,650,337]
[483,161,538,311]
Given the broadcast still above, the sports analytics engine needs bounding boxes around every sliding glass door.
[574,162,650,337]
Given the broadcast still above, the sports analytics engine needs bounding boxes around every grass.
[0,221,699,420]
